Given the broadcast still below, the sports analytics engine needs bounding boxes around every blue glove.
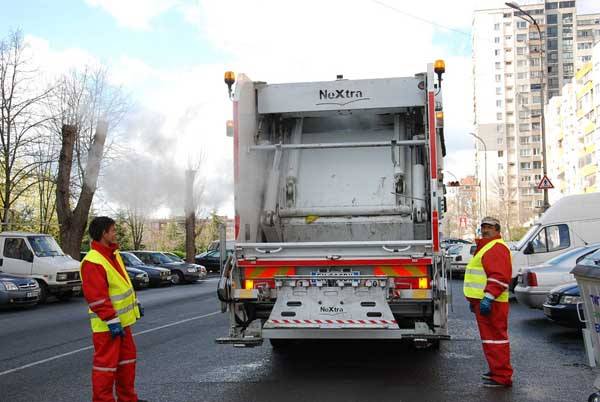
[480,296,494,316]
[107,321,125,339]
[137,302,144,317]
[469,302,475,313]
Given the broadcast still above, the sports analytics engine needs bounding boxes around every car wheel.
[171,271,184,285]
[36,280,49,304]
[56,291,73,302]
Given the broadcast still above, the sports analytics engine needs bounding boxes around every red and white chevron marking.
[268,319,397,325]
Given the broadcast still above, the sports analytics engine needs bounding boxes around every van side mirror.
[524,242,534,255]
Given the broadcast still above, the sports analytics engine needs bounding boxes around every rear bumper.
[514,287,548,309]
[149,276,172,286]
[263,328,449,340]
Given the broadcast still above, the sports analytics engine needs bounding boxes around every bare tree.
[56,123,108,258]
[0,30,53,229]
[33,138,58,233]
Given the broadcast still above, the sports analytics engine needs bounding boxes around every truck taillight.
[392,277,431,289]
[244,279,275,289]
[527,272,538,287]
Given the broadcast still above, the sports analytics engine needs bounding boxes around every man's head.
[480,216,501,239]
[89,216,117,245]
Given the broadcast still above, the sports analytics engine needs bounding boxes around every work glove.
[137,301,144,317]
[469,302,475,313]
[479,296,494,316]
[107,321,125,339]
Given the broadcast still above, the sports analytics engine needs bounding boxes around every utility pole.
[469,132,488,217]
[506,1,550,212]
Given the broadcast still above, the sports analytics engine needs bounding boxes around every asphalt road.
[0,278,597,402]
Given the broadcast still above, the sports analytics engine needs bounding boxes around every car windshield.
[163,253,183,262]
[122,253,143,266]
[580,249,600,267]
[27,236,64,257]
[544,246,591,266]
[152,253,173,264]
[514,224,540,250]
[447,246,461,255]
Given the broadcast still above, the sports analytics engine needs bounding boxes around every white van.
[511,193,600,282]
[0,232,81,303]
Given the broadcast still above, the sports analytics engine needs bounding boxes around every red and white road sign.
[537,175,554,190]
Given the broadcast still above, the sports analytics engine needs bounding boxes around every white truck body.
[511,193,600,279]
[217,65,449,347]
[0,232,81,301]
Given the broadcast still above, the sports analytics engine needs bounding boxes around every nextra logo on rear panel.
[316,89,370,106]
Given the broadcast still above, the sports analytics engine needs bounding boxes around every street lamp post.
[505,1,550,212]
[469,132,488,217]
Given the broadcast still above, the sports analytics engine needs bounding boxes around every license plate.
[72,286,82,292]
[27,291,39,298]
[543,306,551,316]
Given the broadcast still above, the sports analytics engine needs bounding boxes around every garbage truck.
[217,62,450,349]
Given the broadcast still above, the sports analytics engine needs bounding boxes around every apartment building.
[547,42,600,200]
[576,13,600,67]
[472,1,599,226]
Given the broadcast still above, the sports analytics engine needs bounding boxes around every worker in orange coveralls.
[81,216,148,402]
[463,216,513,387]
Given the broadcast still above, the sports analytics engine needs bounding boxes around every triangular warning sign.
[537,175,554,190]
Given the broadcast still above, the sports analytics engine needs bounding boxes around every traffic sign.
[537,175,554,190]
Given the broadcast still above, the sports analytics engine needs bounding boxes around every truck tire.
[269,339,291,352]
[429,339,441,350]
[36,280,49,304]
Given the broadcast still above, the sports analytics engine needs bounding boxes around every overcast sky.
[2,0,598,217]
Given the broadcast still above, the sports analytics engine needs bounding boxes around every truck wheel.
[588,392,600,402]
[269,339,290,352]
[56,291,73,302]
[429,339,441,350]
[36,280,49,304]
[171,271,184,285]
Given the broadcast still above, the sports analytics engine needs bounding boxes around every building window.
[497,112,503,120]
[532,148,540,155]
[546,14,558,24]
[495,62,501,69]
[578,42,593,50]
[545,2,558,10]
[532,135,541,143]
[517,47,526,55]
[498,163,504,170]
[495,37,500,43]
[562,13,573,23]
[530,83,542,91]
[516,33,527,42]
[521,176,531,182]
[520,136,531,145]
[498,150,504,157]
[517,21,527,29]
[520,162,532,170]
[533,161,542,169]
[495,74,502,82]
[495,49,501,56]
[520,149,532,156]
[519,123,530,131]
[519,110,529,119]
[494,23,500,30]
[496,100,503,107]
[496,87,502,95]
[559,1,575,8]
[547,39,558,50]
[532,122,540,131]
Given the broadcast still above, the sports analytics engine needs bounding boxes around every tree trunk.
[56,122,108,258]
[185,169,196,263]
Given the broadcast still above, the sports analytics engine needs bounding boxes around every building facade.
[473,1,599,226]
[547,41,600,200]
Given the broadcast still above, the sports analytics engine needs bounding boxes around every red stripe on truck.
[428,91,437,180]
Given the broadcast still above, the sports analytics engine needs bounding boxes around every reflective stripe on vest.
[463,238,510,303]
[81,249,140,333]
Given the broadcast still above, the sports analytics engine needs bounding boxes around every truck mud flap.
[264,285,398,330]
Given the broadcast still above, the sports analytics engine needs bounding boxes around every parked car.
[0,232,81,303]
[162,253,207,279]
[0,271,40,307]
[130,251,204,284]
[207,240,235,252]
[542,282,583,328]
[120,252,172,287]
[195,249,233,273]
[441,238,471,250]
[510,193,600,281]
[514,244,600,309]
[446,243,476,275]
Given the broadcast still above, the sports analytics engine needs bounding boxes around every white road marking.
[0,311,221,377]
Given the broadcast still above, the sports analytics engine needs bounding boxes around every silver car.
[514,244,600,309]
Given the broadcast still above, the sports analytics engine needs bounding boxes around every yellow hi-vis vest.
[81,249,140,333]
[463,238,510,303]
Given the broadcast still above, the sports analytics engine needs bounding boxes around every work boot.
[137,399,149,402]
[482,379,511,388]
[481,371,492,380]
